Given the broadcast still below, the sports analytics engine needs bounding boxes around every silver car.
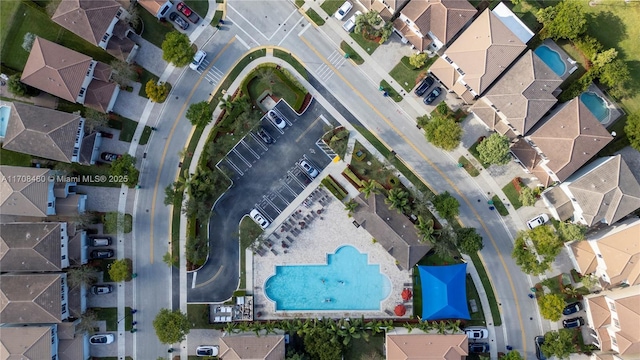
[90,334,115,345]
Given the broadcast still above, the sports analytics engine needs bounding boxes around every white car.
[299,160,319,179]
[342,11,362,32]
[249,209,270,229]
[196,345,219,357]
[465,328,489,340]
[526,213,550,229]
[334,1,353,21]
[267,110,287,129]
[190,50,206,70]
[90,334,115,345]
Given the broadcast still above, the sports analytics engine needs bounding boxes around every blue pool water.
[581,92,610,123]
[0,105,10,137]
[535,45,566,77]
[264,245,391,311]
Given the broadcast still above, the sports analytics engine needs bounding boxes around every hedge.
[321,175,348,200]
[342,166,364,188]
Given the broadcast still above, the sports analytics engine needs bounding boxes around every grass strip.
[239,217,263,289]
[380,80,402,102]
[183,0,208,17]
[466,274,486,326]
[211,10,223,27]
[209,49,267,109]
[320,0,343,15]
[0,148,33,167]
[305,8,325,26]
[273,49,308,79]
[457,156,479,177]
[501,182,523,209]
[295,0,305,7]
[349,31,380,55]
[491,195,509,216]
[468,252,502,326]
[340,41,364,65]
[94,307,133,331]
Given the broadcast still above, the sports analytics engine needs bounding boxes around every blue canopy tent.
[418,264,470,320]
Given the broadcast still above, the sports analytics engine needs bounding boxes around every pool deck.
[583,83,624,127]
[250,185,413,320]
[538,39,575,81]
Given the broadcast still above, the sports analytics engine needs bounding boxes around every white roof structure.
[492,2,534,44]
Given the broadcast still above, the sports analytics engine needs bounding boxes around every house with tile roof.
[583,285,640,359]
[52,0,138,62]
[21,37,120,113]
[0,273,69,323]
[510,97,613,187]
[429,7,528,103]
[352,193,432,270]
[1,101,102,164]
[392,0,476,52]
[471,50,562,138]
[218,334,285,359]
[541,155,640,226]
[385,332,469,359]
[357,0,396,21]
[0,222,72,272]
[137,0,170,18]
[568,217,640,288]
[0,323,88,360]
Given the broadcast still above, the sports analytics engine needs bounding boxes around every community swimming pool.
[0,105,10,137]
[535,45,566,77]
[581,92,610,124]
[264,245,391,311]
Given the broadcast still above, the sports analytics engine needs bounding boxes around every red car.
[176,2,200,23]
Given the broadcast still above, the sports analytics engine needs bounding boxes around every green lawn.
[137,4,174,48]
[103,212,133,234]
[466,274,486,326]
[209,49,267,108]
[107,114,153,143]
[340,41,364,65]
[380,80,402,102]
[491,195,509,216]
[506,0,542,33]
[138,67,160,98]
[94,259,115,282]
[501,181,523,209]
[390,56,436,92]
[468,139,491,169]
[211,10,223,27]
[239,217,263,289]
[93,307,133,331]
[0,148,33,166]
[187,303,216,329]
[320,0,343,16]
[349,31,380,55]
[295,0,305,8]
[458,156,480,177]
[344,334,385,360]
[349,141,393,186]
[273,49,308,79]
[0,1,20,50]
[469,252,502,326]
[305,8,325,26]
[184,0,208,18]
[247,73,302,109]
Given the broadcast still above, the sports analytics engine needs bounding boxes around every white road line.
[263,195,281,212]
[240,139,260,159]
[225,158,243,176]
[232,148,251,167]
[297,22,311,37]
[276,190,290,205]
[191,272,197,288]
[250,132,268,150]
[277,15,305,46]
[268,9,299,40]
[227,4,269,40]
[282,182,298,196]
[234,34,251,50]
[287,170,305,187]
[225,16,262,46]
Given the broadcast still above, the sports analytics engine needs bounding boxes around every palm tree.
[252,322,265,336]
[67,265,99,289]
[75,310,98,334]
[219,96,234,111]
[435,321,447,334]
[385,188,410,214]
[446,319,462,334]
[417,320,432,333]
[403,322,416,333]
[360,180,380,199]
[344,199,359,215]
[381,319,395,331]
[264,321,277,335]
[415,216,440,243]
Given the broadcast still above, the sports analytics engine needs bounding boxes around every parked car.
[334,1,352,20]
[299,159,319,179]
[414,76,435,96]
[189,50,206,70]
[249,209,270,229]
[91,285,114,295]
[562,302,583,315]
[90,334,115,345]
[526,213,550,229]
[91,249,114,259]
[101,152,121,162]
[535,336,547,360]
[423,86,442,105]
[342,11,362,32]
[196,345,219,357]
[267,110,286,129]
[469,343,490,353]
[157,1,173,19]
[92,237,112,247]
[176,2,199,23]
[169,12,189,30]
[464,328,488,340]
[257,127,274,144]
[562,317,585,329]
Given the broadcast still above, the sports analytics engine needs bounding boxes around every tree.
[186,101,213,127]
[344,199,358,215]
[110,154,139,187]
[591,48,618,70]
[557,222,587,242]
[476,133,511,165]
[22,32,36,52]
[530,226,562,257]
[145,80,169,103]
[164,182,179,206]
[416,114,429,128]
[433,191,459,219]
[512,233,551,275]
[538,294,565,321]
[409,53,428,69]
[432,228,457,258]
[360,180,380,199]
[363,10,382,26]
[185,234,208,264]
[7,74,37,97]
[110,60,136,87]
[581,274,599,290]
[536,1,586,40]
[379,22,394,44]
[501,351,523,360]
[415,216,439,243]
[75,310,99,334]
[541,329,574,359]
[625,113,640,151]
[423,114,462,151]
[67,265,99,289]
[153,308,191,344]
[385,188,410,214]
[600,59,631,99]
[455,227,483,254]
[84,108,109,133]
[303,327,343,360]
[108,259,132,282]
[519,187,537,207]
[161,31,195,67]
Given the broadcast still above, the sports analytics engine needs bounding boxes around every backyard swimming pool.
[264,245,391,311]
[0,105,10,137]
[581,92,610,124]
[535,45,566,77]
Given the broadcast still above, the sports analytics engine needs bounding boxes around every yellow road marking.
[195,265,225,288]
[299,35,525,350]
[295,116,322,142]
[150,37,237,263]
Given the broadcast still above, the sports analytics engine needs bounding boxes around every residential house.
[0,222,73,272]
[352,193,432,270]
[392,0,477,52]
[471,50,562,138]
[21,37,120,113]
[0,322,88,360]
[218,334,286,359]
[0,273,69,324]
[583,285,640,359]
[137,0,170,19]
[0,101,102,164]
[52,0,138,62]
[510,97,613,187]
[385,332,469,359]
[358,0,395,21]
[542,155,640,226]
[568,218,640,288]
[429,6,529,103]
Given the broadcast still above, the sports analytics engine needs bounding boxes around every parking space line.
[287,170,305,188]
[275,190,290,205]
[240,139,260,159]
[263,195,281,212]
[231,148,251,168]
[273,108,293,126]
[295,116,322,143]
[282,182,298,196]
[255,204,273,222]
[225,158,243,176]
[250,132,269,151]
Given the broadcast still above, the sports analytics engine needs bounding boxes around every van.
[92,237,112,247]
[157,1,173,19]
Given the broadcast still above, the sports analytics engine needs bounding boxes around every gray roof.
[1,101,83,163]
[0,166,52,217]
[0,222,64,272]
[0,326,53,359]
[0,273,64,323]
[352,193,431,269]
[542,186,574,221]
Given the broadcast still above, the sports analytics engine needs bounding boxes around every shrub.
[353,149,366,161]
[409,53,428,69]
[387,175,400,187]
[161,31,195,67]
[22,32,36,52]
[321,176,347,200]
[145,80,169,103]
[342,167,364,188]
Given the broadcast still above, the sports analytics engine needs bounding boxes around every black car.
[535,336,547,360]
[469,343,489,353]
[257,127,274,144]
[423,86,442,105]
[562,301,583,315]
[169,12,189,30]
[562,317,584,329]
[91,249,114,259]
[414,76,435,96]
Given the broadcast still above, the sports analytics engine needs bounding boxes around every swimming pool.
[581,92,610,124]
[0,105,10,137]
[264,245,391,311]
[535,45,566,77]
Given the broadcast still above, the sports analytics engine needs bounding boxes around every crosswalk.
[204,66,224,86]
[315,50,347,82]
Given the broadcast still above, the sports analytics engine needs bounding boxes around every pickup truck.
[342,11,362,32]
